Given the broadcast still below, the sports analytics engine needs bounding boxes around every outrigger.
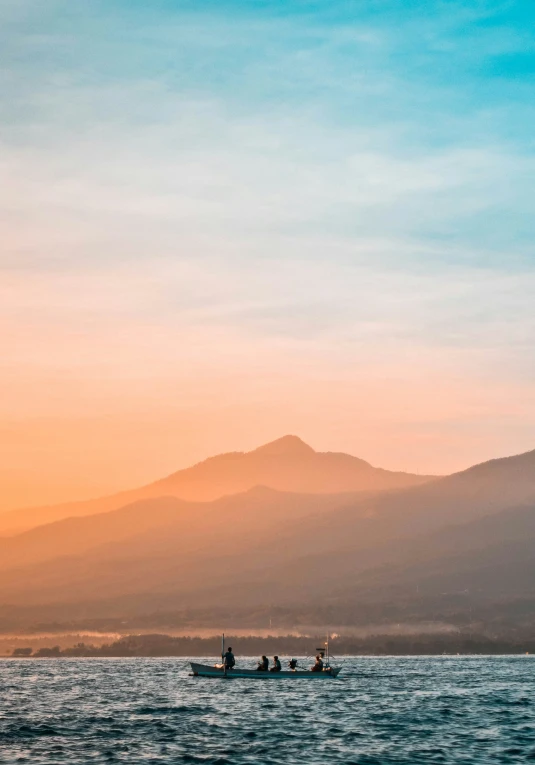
[190,634,342,679]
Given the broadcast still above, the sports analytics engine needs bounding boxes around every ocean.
[1,656,534,764]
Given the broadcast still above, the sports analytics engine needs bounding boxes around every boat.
[190,662,341,678]
[190,634,342,679]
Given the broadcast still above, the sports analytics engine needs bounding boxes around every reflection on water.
[1,656,534,764]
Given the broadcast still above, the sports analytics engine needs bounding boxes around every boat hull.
[190,662,341,679]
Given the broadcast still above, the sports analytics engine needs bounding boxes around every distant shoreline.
[4,633,535,658]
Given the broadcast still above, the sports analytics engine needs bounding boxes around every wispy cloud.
[1,0,535,499]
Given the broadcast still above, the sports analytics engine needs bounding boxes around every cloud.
[1,0,535,498]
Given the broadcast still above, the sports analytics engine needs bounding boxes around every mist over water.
[1,656,534,764]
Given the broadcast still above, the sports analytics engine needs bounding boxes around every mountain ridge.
[0,435,435,535]
[1,446,535,616]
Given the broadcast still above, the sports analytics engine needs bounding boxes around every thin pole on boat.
[221,633,226,677]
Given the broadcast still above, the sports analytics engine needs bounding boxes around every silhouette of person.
[222,647,235,670]
[270,655,282,672]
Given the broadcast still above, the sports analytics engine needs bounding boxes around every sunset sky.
[2,0,535,510]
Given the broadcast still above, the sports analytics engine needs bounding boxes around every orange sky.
[2,2,535,512]
[1,256,534,511]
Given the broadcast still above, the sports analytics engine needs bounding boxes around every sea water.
[1,656,534,764]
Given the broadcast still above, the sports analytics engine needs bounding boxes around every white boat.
[190,662,341,679]
[190,634,342,679]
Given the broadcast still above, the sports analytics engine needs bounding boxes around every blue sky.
[1,0,535,503]
[2,0,534,264]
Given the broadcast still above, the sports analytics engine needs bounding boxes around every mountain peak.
[251,435,316,457]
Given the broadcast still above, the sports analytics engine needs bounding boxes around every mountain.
[214,449,535,612]
[1,448,535,630]
[355,501,535,600]
[257,447,535,560]
[0,487,373,607]
[0,487,364,573]
[0,435,435,535]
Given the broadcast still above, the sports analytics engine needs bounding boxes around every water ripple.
[1,656,535,763]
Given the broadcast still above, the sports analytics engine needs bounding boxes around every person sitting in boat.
[256,655,269,671]
[288,658,298,670]
[310,654,324,672]
[270,655,282,672]
[222,647,235,670]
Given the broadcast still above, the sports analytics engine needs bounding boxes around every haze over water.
[2,657,534,764]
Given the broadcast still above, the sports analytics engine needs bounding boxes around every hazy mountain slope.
[264,447,535,561]
[1,449,535,616]
[0,444,535,624]
[2,503,535,617]
[0,487,368,573]
[0,435,435,535]
[358,507,535,600]
[219,502,535,605]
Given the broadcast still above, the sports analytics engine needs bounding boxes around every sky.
[1,0,535,509]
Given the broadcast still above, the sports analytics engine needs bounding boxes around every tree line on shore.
[10,632,535,657]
